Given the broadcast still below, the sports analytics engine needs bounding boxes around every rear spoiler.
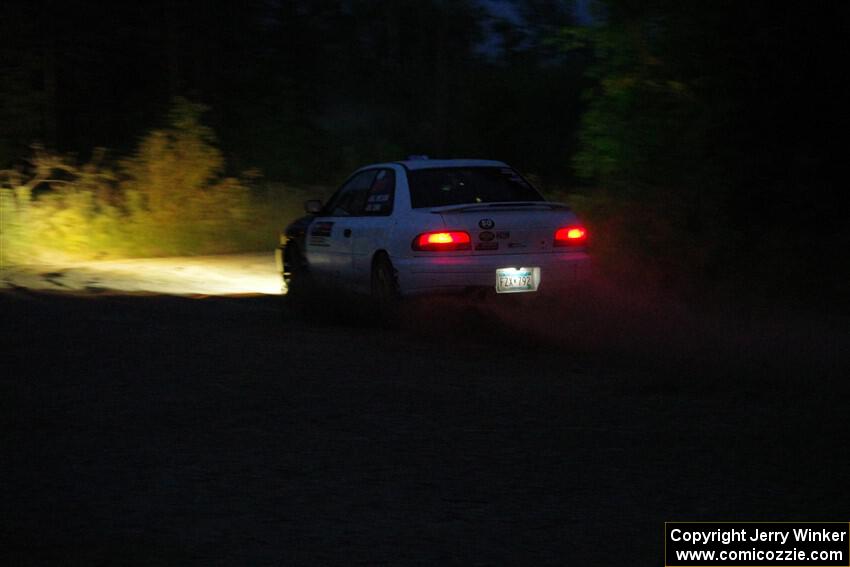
[431,202,571,214]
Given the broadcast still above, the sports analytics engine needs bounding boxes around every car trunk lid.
[432,202,577,255]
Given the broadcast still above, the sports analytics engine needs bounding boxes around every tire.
[283,244,314,315]
[370,253,400,324]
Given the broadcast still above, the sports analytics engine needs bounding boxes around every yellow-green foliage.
[1,98,313,267]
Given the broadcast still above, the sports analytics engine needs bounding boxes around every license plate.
[495,267,540,293]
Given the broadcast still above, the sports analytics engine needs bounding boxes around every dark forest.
[1,0,847,306]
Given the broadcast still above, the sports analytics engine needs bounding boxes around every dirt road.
[2,280,848,564]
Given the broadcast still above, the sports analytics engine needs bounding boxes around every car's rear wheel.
[371,253,400,324]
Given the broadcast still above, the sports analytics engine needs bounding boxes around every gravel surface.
[2,286,848,565]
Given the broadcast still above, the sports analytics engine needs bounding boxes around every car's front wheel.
[283,243,314,312]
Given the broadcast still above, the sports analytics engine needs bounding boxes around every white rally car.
[276,158,590,307]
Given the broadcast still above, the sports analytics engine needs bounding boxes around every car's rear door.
[305,170,377,287]
[344,168,397,293]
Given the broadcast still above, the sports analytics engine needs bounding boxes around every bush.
[0,99,319,267]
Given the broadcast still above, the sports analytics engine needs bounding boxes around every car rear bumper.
[393,250,591,297]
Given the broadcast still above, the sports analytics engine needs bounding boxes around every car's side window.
[324,170,377,216]
[361,169,395,216]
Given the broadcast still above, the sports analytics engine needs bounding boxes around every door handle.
[343,228,352,238]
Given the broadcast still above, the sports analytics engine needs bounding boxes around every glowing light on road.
[2,253,282,296]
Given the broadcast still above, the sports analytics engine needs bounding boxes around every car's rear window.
[407,167,544,208]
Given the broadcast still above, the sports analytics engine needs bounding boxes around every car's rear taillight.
[412,231,472,251]
[554,226,587,246]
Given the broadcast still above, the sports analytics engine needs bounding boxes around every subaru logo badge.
[478,218,495,229]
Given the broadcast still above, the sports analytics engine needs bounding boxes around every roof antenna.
[406,154,429,160]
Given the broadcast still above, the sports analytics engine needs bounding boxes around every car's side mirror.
[304,200,323,214]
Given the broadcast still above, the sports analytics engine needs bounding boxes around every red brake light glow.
[412,231,472,251]
[554,226,587,246]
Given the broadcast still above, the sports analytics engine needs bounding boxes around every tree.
[567,0,847,294]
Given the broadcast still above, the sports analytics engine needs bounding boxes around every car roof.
[362,158,510,171]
